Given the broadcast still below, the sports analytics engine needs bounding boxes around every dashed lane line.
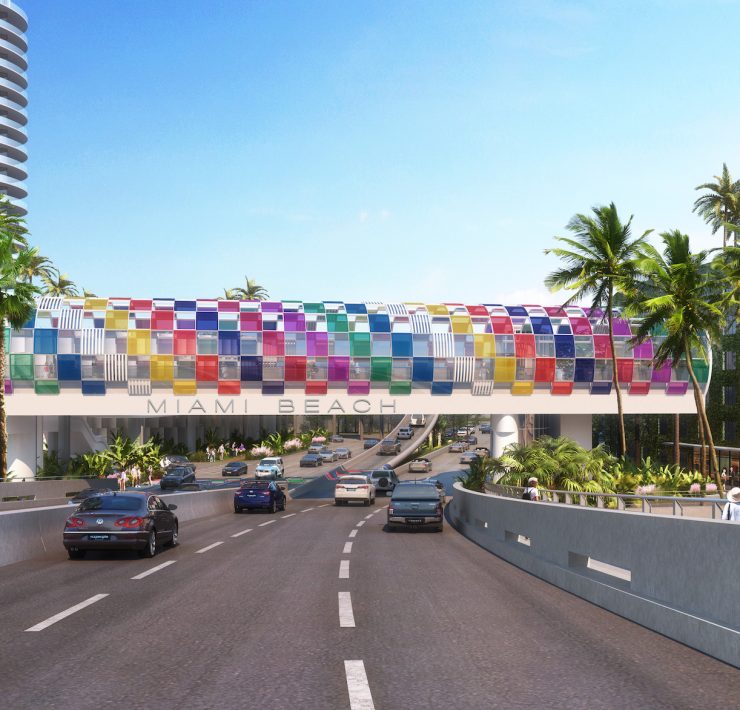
[25,594,109,632]
[343,542,353,554]
[344,660,375,709]
[131,560,176,580]
[338,592,355,628]
[231,528,253,538]
[300,507,315,513]
[356,521,365,528]
[281,513,296,519]
[339,559,350,579]
[364,513,373,520]
[259,520,276,527]
[348,529,358,538]
[195,541,224,554]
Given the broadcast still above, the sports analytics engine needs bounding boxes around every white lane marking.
[364,513,373,520]
[25,594,109,632]
[339,559,350,579]
[281,513,296,519]
[348,529,358,538]
[317,503,330,507]
[195,541,224,554]
[343,542,353,554]
[356,521,365,528]
[300,507,315,513]
[259,520,276,527]
[338,592,355,628]
[344,660,375,709]
[131,560,176,580]
[231,528,253,538]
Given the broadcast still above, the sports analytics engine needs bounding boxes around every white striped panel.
[433,332,454,358]
[472,381,493,396]
[80,329,104,355]
[37,297,64,311]
[59,308,82,330]
[410,313,431,334]
[105,354,127,382]
[128,379,151,396]
[454,356,475,382]
[386,303,407,316]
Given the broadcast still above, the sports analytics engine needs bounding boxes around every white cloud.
[358,211,369,222]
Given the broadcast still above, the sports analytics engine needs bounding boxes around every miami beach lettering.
[146,397,397,416]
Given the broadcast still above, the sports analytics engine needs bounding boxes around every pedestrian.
[721,468,728,489]
[722,487,740,521]
[118,469,127,492]
[522,476,540,501]
[218,444,225,461]
[130,464,140,487]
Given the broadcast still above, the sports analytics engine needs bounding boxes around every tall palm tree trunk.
[0,333,7,479]
[607,290,627,457]
[673,414,680,466]
[697,414,707,476]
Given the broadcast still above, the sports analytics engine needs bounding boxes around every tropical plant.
[263,432,285,455]
[40,271,79,297]
[545,203,652,457]
[457,455,492,492]
[629,230,726,491]
[223,276,269,301]
[17,253,57,284]
[693,163,740,248]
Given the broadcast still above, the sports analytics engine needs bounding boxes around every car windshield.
[165,467,189,475]
[79,495,143,512]
[260,459,278,465]
[391,485,438,500]
[370,471,390,479]
[241,480,270,489]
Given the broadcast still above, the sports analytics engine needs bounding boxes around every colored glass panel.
[451,315,472,334]
[551,382,573,395]
[10,354,33,380]
[511,382,534,395]
[173,331,196,355]
[347,381,370,395]
[431,381,453,395]
[105,310,128,330]
[285,356,307,382]
[514,334,535,358]
[307,332,328,356]
[173,380,197,395]
[391,333,413,357]
[327,313,348,332]
[328,357,350,381]
[196,356,218,381]
[263,331,285,356]
[590,382,612,395]
[284,313,306,332]
[574,359,595,382]
[81,380,105,395]
[368,314,390,332]
[474,334,495,358]
[218,380,241,395]
[151,355,174,381]
[534,358,555,382]
[151,311,174,330]
[350,332,371,357]
[240,313,262,331]
[389,381,412,395]
[494,358,515,382]
[196,311,218,330]
[34,329,57,354]
[218,331,240,356]
[57,354,81,381]
[35,380,60,395]
[370,357,392,382]
[617,360,634,383]
[305,381,328,395]
[196,331,218,355]
[412,357,433,382]
[240,356,262,381]
[128,330,151,355]
[554,335,575,358]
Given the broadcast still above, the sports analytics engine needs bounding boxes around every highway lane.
[1,485,738,709]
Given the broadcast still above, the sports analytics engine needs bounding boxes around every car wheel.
[167,523,179,547]
[269,500,276,514]
[67,548,85,560]
[139,530,157,558]
[234,505,242,514]
[371,497,375,504]
[280,498,286,511]
[436,524,444,533]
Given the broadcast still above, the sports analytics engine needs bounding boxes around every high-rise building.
[0,0,27,215]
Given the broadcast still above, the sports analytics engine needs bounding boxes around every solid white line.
[344,660,375,709]
[348,529,358,538]
[231,528,253,538]
[364,513,373,520]
[25,594,109,632]
[356,521,365,528]
[195,541,224,554]
[258,520,276,527]
[281,513,296,519]
[343,542,353,554]
[301,507,315,513]
[339,559,350,579]
[317,503,330,507]
[131,560,176,580]
[338,592,355,628]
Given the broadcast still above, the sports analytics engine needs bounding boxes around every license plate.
[88,534,110,541]
[405,518,424,524]
[246,494,256,497]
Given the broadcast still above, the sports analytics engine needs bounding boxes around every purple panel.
[4,380,12,395]
[587,308,604,319]
[328,357,349,381]
[651,361,672,383]
[307,332,328,356]
[347,381,370,395]
[284,313,306,332]
[177,318,196,330]
[612,318,632,336]
[590,382,612,395]
[632,340,653,359]
[260,301,283,313]
[666,382,689,395]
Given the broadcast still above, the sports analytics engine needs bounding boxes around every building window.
[726,319,737,336]
[724,350,736,371]
[724,420,737,441]
[723,386,736,406]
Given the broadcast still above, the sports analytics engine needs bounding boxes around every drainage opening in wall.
[568,551,631,586]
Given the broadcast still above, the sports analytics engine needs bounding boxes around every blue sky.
[19,0,740,303]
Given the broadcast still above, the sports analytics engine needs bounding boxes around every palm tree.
[41,272,79,297]
[17,254,57,284]
[545,203,652,457]
[223,277,269,301]
[630,231,727,492]
[693,164,740,248]
[82,289,97,298]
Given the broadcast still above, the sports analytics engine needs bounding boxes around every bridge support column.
[491,415,519,458]
[559,414,593,450]
[6,416,43,479]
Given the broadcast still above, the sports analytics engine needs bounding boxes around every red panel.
[490,316,513,334]
[515,334,535,358]
[262,331,285,356]
[130,299,152,311]
[285,356,307,382]
[240,313,262,331]
[196,355,218,381]
[551,382,573,395]
[218,380,241,395]
[570,317,592,335]
[534,358,555,382]
[616,359,633,383]
[151,311,174,330]
[466,305,488,316]
[545,307,567,317]
[630,382,651,395]
[593,335,612,358]
[305,381,328,395]
[218,300,240,312]
[173,330,196,355]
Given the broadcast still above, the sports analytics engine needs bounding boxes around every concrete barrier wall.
[448,483,740,668]
[0,488,235,569]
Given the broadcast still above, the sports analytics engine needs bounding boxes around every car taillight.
[66,517,84,528]
[357,485,368,489]
[115,516,145,528]
[436,503,443,515]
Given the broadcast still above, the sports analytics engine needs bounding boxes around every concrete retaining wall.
[448,483,740,668]
[0,488,234,569]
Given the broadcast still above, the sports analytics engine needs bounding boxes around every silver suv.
[379,438,401,455]
[367,468,399,496]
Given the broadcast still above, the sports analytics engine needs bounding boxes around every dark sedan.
[67,488,114,506]
[300,453,323,467]
[159,466,197,490]
[222,461,248,477]
[63,492,178,559]
[363,438,379,449]
[234,480,286,513]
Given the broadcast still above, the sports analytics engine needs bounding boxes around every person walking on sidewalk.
[722,487,740,521]
[523,476,540,501]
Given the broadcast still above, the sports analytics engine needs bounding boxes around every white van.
[410,414,426,427]
[255,457,285,478]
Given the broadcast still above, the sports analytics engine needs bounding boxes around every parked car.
[330,434,344,443]
[379,438,401,455]
[320,449,339,463]
[234,479,286,513]
[334,475,375,506]
[387,482,443,532]
[410,414,426,427]
[467,435,478,445]
[366,468,400,496]
[160,455,196,471]
[255,457,285,478]
[460,451,481,464]
[397,426,414,440]
[300,453,323,467]
[363,438,379,450]
[159,466,197,490]
[335,447,352,459]
[408,458,432,473]
[63,492,178,559]
[449,441,469,453]
[67,488,113,506]
[222,461,248,477]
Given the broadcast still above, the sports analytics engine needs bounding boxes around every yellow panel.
[85,298,108,310]
[128,330,151,355]
[173,380,196,395]
[451,315,472,334]
[474,334,495,358]
[105,310,129,330]
[426,304,449,315]
[151,355,174,381]
[494,357,516,383]
[511,382,534,395]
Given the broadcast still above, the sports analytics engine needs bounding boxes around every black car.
[159,466,197,490]
[300,453,323,467]
[222,461,248,477]
[63,492,179,559]
[363,438,379,450]
[234,480,286,513]
[67,488,114,506]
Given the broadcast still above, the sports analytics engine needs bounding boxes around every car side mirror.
[168,504,178,510]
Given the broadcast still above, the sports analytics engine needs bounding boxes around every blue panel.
[368,314,391,332]
[81,380,106,395]
[218,331,240,355]
[344,303,367,314]
[505,306,528,317]
[590,382,612,394]
[240,356,262,381]
[574,358,595,382]
[554,335,575,358]
[412,357,434,382]
[391,333,413,357]
[196,311,218,330]
[57,355,81,381]
[175,300,196,311]
[431,381,453,395]
[262,382,284,395]
[23,311,36,329]
[34,329,57,354]
[531,317,553,335]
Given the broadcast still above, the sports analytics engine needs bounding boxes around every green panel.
[10,354,33,380]
[218,320,238,331]
[350,332,371,357]
[303,303,325,314]
[34,380,60,395]
[389,381,412,395]
[370,357,392,382]
[327,313,348,332]
[693,359,709,384]
[3,327,9,352]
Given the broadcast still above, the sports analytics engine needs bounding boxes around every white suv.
[255,457,285,478]
[397,427,413,440]
[335,475,375,506]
